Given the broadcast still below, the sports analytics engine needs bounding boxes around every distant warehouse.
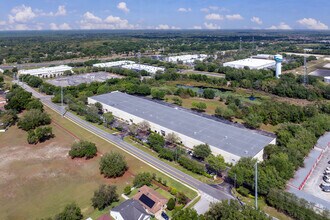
[223,58,276,70]
[18,65,73,78]
[93,60,135,68]
[88,91,276,164]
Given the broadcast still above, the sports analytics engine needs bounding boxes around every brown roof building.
[133,185,168,215]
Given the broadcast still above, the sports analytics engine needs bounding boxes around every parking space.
[303,147,330,201]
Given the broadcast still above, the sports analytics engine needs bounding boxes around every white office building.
[122,64,165,74]
[18,65,73,78]
[88,91,276,164]
[223,58,276,70]
[93,60,135,68]
[166,54,208,64]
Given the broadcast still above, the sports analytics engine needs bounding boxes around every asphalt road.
[20,82,234,202]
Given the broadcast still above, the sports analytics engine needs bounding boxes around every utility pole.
[61,85,64,117]
[303,49,308,85]
[255,162,258,209]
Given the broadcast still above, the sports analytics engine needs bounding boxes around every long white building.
[122,64,165,74]
[88,91,276,164]
[166,54,208,64]
[93,60,135,68]
[223,58,276,70]
[18,65,73,78]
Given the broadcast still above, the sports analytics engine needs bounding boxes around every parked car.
[324,170,330,175]
[323,175,330,183]
[325,166,330,171]
[322,185,330,192]
[161,211,169,220]
[320,182,330,188]
[328,160,330,164]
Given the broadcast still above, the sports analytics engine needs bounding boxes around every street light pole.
[255,162,258,209]
[61,85,64,117]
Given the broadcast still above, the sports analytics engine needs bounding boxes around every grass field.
[0,106,197,220]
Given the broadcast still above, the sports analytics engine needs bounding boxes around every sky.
[0,0,329,31]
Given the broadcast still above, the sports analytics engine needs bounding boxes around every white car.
[325,167,330,172]
[320,182,330,188]
[324,170,330,175]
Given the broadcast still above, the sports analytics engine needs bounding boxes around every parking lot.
[303,147,330,202]
[46,72,123,87]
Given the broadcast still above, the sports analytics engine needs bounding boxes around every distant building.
[110,199,150,220]
[18,65,73,78]
[88,91,276,164]
[251,54,274,60]
[132,185,168,215]
[122,64,165,74]
[223,58,276,70]
[166,54,207,64]
[93,60,135,68]
[0,68,4,73]
[324,76,330,84]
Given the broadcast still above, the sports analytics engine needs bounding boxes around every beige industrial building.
[88,91,276,164]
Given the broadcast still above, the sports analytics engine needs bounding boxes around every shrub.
[170,188,178,196]
[18,109,51,131]
[178,156,205,174]
[237,186,250,197]
[54,203,83,220]
[191,102,207,112]
[159,148,175,161]
[176,192,189,205]
[172,97,183,106]
[203,88,216,99]
[69,140,97,159]
[99,152,128,178]
[124,185,131,195]
[147,133,165,152]
[27,126,54,144]
[193,144,211,160]
[167,198,176,211]
[91,185,119,210]
[133,172,153,188]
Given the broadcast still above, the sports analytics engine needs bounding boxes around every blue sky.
[0,0,329,30]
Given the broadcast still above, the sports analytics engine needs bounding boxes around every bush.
[172,97,182,106]
[91,185,119,210]
[237,186,250,197]
[159,148,175,161]
[18,109,51,131]
[167,198,176,210]
[170,188,178,196]
[124,185,131,195]
[203,88,216,99]
[26,99,44,111]
[99,152,128,178]
[191,102,207,112]
[147,133,165,152]
[176,192,189,205]
[133,172,153,188]
[151,88,166,100]
[69,140,97,159]
[178,156,205,174]
[27,126,54,144]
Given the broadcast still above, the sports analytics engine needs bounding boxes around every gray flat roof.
[90,91,275,157]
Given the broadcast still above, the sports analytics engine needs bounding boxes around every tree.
[27,126,54,144]
[91,185,119,210]
[205,154,226,173]
[176,192,189,205]
[147,133,165,151]
[124,185,131,195]
[215,106,235,120]
[103,112,114,128]
[167,198,175,210]
[191,102,207,112]
[54,203,83,220]
[133,172,153,188]
[99,152,128,178]
[18,109,51,131]
[128,124,138,136]
[5,87,32,112]
[172,208,200,220]
[26,99,44,111]
[69,140,97,159]
[203,89,216,99]
[178,156,205,174]
[0,110,18,128]
[165,132,180,145]
[94,102,103,114]
[137,120,150,133]
[193,144,211,160]
[244,113,263,129]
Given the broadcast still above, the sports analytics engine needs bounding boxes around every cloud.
[80,11,135,29]
[156,24,180,30]
[268,22,292,30]
[178,8,191,12]
[226,14,244,21]
[193,25,202,29]
[8,5,36,24]
[201,6,228,13]
[54,5,67,16]
[204,22,220,29]
[297,18,328,30]
[251,16,262,25]
[117,2,129,13]
[50,22,71,30]
[205,13,223,20]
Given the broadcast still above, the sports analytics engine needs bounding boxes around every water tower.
[274,54,283,78]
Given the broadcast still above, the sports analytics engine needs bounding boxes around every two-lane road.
[20,82,234,201]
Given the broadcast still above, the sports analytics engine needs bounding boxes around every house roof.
[111,199,150,220]
[133,185,168,214]
[89,91,275,158]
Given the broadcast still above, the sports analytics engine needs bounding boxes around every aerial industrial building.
[223,58,276,70]
[93,60,135,68]
[88,91,276,164]
[18,65,73,78]
[166,54,208,64]
[122,64,165,74]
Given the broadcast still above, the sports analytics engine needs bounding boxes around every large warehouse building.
[18,65,73,78]
[88,91,276,164]
[223,58,276,70]
[93,60,135,68]
[166,54,208,64]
